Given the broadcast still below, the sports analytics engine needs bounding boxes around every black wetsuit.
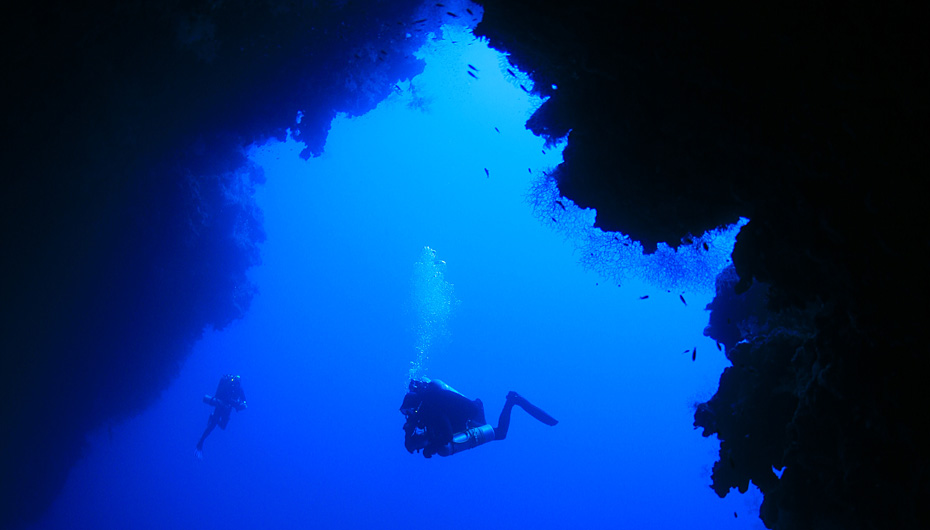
[402,380,486,456]
[197,375,247,452]
[401,379,557,458]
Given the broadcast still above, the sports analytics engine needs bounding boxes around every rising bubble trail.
[408,246,457,383]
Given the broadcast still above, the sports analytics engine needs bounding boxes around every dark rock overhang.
[474,1,929,528]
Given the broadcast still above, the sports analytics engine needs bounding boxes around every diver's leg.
[494,397,517,441]
[197,415,217,450]
[508,391,558,426]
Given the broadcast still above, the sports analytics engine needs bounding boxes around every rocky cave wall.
[474,1,928,528]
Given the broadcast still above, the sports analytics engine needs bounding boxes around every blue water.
[30,26,763,530]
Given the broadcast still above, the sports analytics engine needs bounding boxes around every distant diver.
[400,378,557,458]
[196,374,247,458]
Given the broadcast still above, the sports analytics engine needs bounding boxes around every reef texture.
[1,1,438,527]
[475,1,928,529]
[4,1,928,528]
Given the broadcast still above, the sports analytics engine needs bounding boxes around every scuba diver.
[196,374,247,458]
[400,378,558,458]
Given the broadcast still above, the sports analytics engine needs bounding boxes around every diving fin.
[508,392,559,426]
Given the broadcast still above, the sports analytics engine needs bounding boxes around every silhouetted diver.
[400,378,557,457]
[196,374,247,458]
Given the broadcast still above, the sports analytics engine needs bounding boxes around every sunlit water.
[30,22,763,530]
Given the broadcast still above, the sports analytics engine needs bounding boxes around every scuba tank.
[449,424,495,455]
[203,395,221,407]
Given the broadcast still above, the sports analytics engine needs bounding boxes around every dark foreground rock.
[3,1,926,528]
[475,1,928,528]
[1,1,434,527]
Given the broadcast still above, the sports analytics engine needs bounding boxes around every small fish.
[734,512,738,518]
[446,11,458,17]
[551,217,557,223]
[703,241,709,251]
[521,85,529,92]
[379,49,387,55]
[639,295,649,299]
[692,348,697,361]
[679,294,687,306]
[494,127,500,133]
[716,342,722,351]
[413,18,427,24]
[528,168,532,173]
[683,349,690,355]
[466,8,473,15]
[555,200,566,210]
[507,68,515,76]
[468,64,477,71]
[467,71,477,79]
[683,237,693,245]
[435,3,444,6]
[484,168,489,177]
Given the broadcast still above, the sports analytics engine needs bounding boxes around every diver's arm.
[234,388,247,411]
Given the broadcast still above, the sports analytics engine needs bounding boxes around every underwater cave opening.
[27,7,761,530]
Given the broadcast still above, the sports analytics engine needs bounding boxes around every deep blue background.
[29,28,762,530]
